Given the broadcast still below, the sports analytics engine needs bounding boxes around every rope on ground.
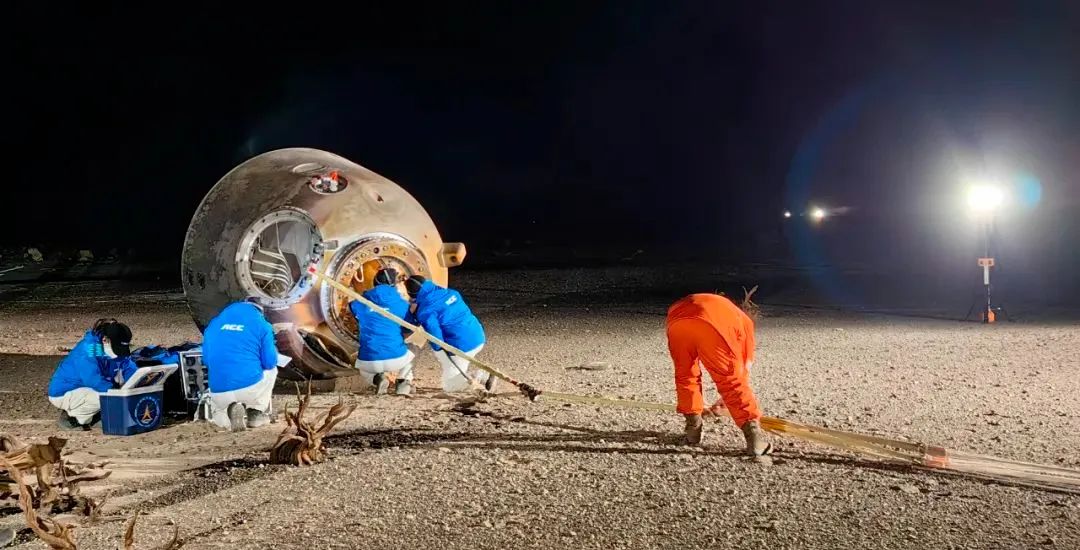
[308,267,1080,494]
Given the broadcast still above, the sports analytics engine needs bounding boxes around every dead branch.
[0,433,120,548]
[123,514,184,550]
[123,515,135,550]
[0,456,77,549]
[1,436,111,506]
[1,435,175,549]
[87,491,109,524]
[161,526,183,550]
[0,433,26,453]
[741,285,760,320]
[1,436,66,472]
[60,466,112,486]
[270,382,357,466]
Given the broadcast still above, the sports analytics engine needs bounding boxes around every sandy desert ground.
[1,268,1078,549]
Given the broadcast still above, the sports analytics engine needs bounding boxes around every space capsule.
[181,148,465,380]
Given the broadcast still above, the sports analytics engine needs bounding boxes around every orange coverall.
[666,293,762,427]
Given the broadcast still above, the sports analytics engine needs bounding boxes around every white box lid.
[120,364,178,390]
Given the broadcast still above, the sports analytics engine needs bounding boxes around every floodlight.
[810,207,827,221]
[967,185,1005,213]
[783,210,792,219]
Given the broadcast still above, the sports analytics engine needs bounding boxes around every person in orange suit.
[666,293,772,456]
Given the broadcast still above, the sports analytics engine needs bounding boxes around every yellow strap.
[306,267,1080,492]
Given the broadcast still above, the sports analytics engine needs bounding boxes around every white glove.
[271,322,295,334]
[404,327,429,347]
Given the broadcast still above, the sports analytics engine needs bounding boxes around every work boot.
[246,409,271,428]
[483,374,499,393]
[227,402,248,432]
[741,419,773,456]
[372,373,389,396]
[84,412,101,428]
[57,411,82,431]
[684,414,703,446]
[394,379,413,396]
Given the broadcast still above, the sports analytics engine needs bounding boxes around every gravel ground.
[1,270,1078,549]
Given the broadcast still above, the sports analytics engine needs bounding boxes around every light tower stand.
[965,217,1008,323]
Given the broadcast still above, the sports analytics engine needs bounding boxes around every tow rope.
[309,267,1080,493]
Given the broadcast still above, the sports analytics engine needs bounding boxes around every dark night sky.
[5,1,1080,275]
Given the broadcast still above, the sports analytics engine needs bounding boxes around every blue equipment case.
[100,364,178,436]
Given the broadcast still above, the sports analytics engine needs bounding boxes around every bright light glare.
[810,207,827,221]
[967,185,1005,213]
[783,210,792,218]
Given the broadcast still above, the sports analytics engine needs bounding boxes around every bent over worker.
[350,268,415,396]
[666,293,771,456]
[202,298,279,432]
[405,275,490,393]
[47,319,138,430]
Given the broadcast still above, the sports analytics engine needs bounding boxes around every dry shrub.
[1,435,97,549]
[2,433,180,549]
[1,459,77,549]
[741,285,760,320]
[270,382,357,466]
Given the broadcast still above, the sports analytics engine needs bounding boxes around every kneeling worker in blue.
[202,298,279,432]
[350,268,415,396]
[47,319,138,430]
[405,275,490,393]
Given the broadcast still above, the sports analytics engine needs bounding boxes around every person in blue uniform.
[404,275,490,392]
[202,298,279,432]
[350,268,415,395]
[47,319,138,430]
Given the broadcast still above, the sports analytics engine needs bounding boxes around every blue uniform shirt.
[47,331,138,397]
[202,302,279,393]
[412,281,486,353]
[349,284,410,361]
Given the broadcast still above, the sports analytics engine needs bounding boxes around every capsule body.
[182,148,464,379]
